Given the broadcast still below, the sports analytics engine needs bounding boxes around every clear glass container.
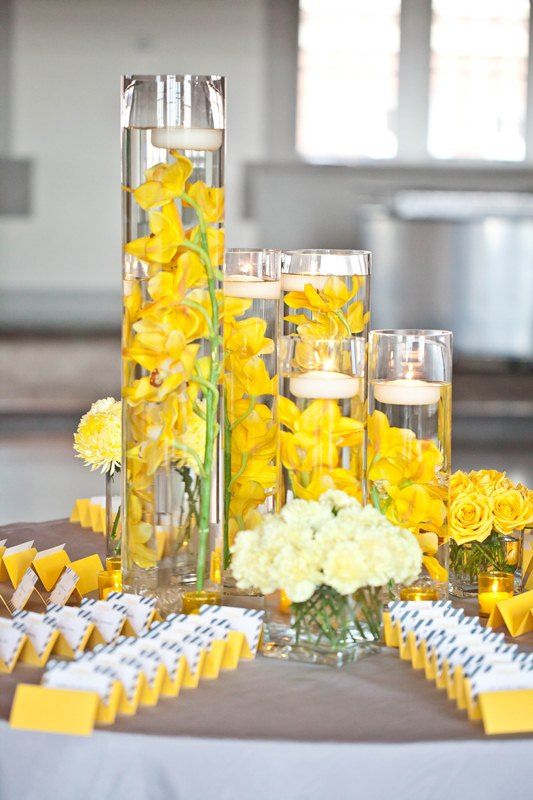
[105,471,121,559]
[281,249,371,340]
[121,75,225,614]
[222,249,281,592]
[367,329,452,599]
[279,335,366,504]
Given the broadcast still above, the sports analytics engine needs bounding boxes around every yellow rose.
[449,490,493,545]
[468,469,509,495]
[492,487,532,534]
[449,470,473,499]
[517,484,533,528]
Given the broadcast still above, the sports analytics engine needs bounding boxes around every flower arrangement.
[449,469,533,589]
[231,490,422,650]
[366,409,448,582]
[122,148,224,589]
[74,397,121,474]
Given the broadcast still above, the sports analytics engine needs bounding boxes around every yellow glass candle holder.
[279,590,292,614]
[98,569,123,600]
[106,556,121,572]
[478,571,514,617]
[182,590,221,615]
[400,585,439,602]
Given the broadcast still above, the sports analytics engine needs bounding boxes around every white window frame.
[269,0,533,166]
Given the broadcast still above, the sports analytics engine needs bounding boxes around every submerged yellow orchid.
[284,275,370,339]
[132,154,193,210]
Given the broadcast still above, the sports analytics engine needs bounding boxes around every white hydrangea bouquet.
[231,490,422,659]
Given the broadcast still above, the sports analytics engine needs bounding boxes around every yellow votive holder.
[478,571,514,617]
[400,585,439,602]
[106,556,121,572]
[98,569,122,600]
[182,589,221,615]
[279,590,292,614]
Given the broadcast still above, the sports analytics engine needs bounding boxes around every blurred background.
[1,0,532,523]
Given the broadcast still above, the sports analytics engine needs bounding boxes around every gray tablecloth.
[0,520,532,800]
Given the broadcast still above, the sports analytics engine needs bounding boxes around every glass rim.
[225,248,281,255]
[281,334,365,344]
[122,73,225,82]
[283,249,371,257]
[370,329,452,339]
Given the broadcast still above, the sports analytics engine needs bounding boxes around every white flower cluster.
[230,490,422,602]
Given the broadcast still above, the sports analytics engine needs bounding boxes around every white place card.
[200,604,265,653]
[9,568,38,612]
[114,638,161,687]
[107,592,155,636]
[79,649,142,702]
[0,539,6,547]
[13,611,56,658]
[48,567,79,606]
[0,618,26,666]
[148,622,204,676]
[81,599,127,643]
[471,666,533,698]
[45,605,93,651]
[43,661,115,703]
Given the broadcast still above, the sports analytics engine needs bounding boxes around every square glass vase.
[262,585,383,668]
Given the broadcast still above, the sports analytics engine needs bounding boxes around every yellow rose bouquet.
[449,469,533,595]
[231,489,422,666]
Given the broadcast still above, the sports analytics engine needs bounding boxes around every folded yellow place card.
[112,638,165,705]
[32,544,70,591]
[70,554,104,595]
[81,598,128,645]
[46,605,95,657]
[78,648,146,714]
[0,539,8,582]
[2,541,38,588]
[480,689,533,735]
[199,604,265,659]
[147,622,205,688]
[10,684,100,736]
[486,590,533,637]
[43,660,121,725]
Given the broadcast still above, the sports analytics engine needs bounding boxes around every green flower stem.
[171,442,207,478]
[223,394,232,569]
[179,191,221,593]
[110,506,121,556]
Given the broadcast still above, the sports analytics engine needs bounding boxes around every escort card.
[200,604,265,656]
[81,598,127,643]
[2,541,37,588]
[107,592,156,636]
[45,605,94,654]
[32,544,70,591]
[79,648,142,704]
[43,661,115,705]
[13,610,57,660]
[48,566,80,606]
[9,568,39,612]
[0,618,26,670]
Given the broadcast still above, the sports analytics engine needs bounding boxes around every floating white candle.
[224,274,281,300]
[373,379,441,406]
[150,127,223,151]
[281,273,329,292]
[289,370,360,400]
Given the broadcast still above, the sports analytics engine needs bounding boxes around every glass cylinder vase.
[121,74,225,615]
[279,336,366,504]
[105,471,122,559]
[222,249,281,593]
[367,330,452,599]
[281,250,371,340]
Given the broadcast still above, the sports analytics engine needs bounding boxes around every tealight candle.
[281,273,329,292]
[373,379,441,406]
[224,274,281,300]
[279,590,291,614]
[478,572,514,617]
[289,370,360,400]
[150,127,223,151]
[400,586,439,602]
[98,569,122,600]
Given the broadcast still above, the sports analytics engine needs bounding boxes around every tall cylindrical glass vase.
[222,249,281,591]
[367,330,452,598]
[279,336,366,504]
[121,74,225,614]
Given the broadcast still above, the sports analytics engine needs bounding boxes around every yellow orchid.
[132,154,193,210]
[186,225,225,267]
[346,300,370,334]
[185,181,224,223]
[124,202,185,264]
[226,355,275,399]
[224,317,274,361]
[386,484,446,532]
[291,468,362,502]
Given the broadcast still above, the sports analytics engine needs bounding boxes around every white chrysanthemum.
[319,489,361,514]
[280,498,333,530]
[323,541,369,594]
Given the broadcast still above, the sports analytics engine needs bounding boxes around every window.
[296,0,531,163]
[297,0,401,161]
[428,0,530,161]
